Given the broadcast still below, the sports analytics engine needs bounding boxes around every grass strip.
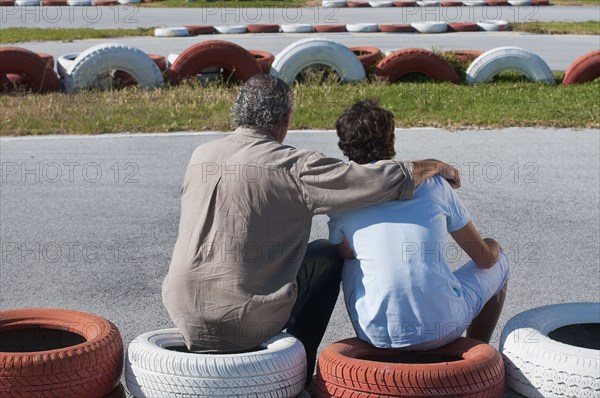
[1,76,598,136]
[0,28,154,44]
[511,21,600,35]
[551,0,599,5]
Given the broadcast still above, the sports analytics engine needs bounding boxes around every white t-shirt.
[328,176,472,348]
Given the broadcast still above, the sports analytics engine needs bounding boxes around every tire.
[0,308,123,398]
[477,20,509,31]
[532,0,549,4]
[441,1,462,5]
[57,52,78,78]
[417,0,440,5]
[508,0,530,4]
[250,50,275,73]
[94,0,118,5]
[463,0,486,4]
[369,1,393,6]
[63,43,163,92]
[392,1,417,5]
[0,0,15,5]
[500,302,600,397]
[486,0,508,4]
[412,21,448,33]
[66,0,91,5]
[214,25,248,34]
[350,46,382,70]
[247,24,280,33]
[314,25,347,32]
[125,329,306,398]
[347,1,369,6]
[154,27,189,37]
[148,54,167,73]
[42,0,67,5]
[280,24,314,33]
[379,24,414,32]
[322,0,347,6]
[37,53,55,69]
[442,49,484,63]
[449,22,480,32]
[317,337,505,397]
[375,48,460,83]
[15,0,40,5]
[0,47,59,93]
[270,38,366,84]
[563,50,600,85]
[346,23,379,32]
[185,25,215,35]
[167,40,262,84]
[465,46,555,84]
[113,54,167,89]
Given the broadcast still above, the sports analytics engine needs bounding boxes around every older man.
[162,75,460,382]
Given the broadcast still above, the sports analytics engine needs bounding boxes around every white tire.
[15,0,40,4]
[280,24,314,33]
[466,46,555,84]
[508,0,531,5]
[57,53,79,79]
[166,53,180,67]
[500,303,600,397]
[346,23,379,32]
[322,0,346,6]
[368,1,393,6]
[118,0,141,3]
[214,25,248,34]
[66,0,91,5]
[125,329,306,398]
[463,0,486,5]
[477,20,509,31]
[270,38,366,84]
[417,0,440,5]
[154,27,190,37]
[411,21,448,33]
[64,43,163,92]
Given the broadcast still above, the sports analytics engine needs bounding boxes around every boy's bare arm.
[412,159,461,189]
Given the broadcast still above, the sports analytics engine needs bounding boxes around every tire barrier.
[280,24,314,33]
[500,302,600,397]
[0,47,59,93]
[346,23,379,33]
[563,50,600,85]
[167,40,262,84]
[477,19,509,31]
[0,308,123,398]
[154,27,190,37]
[375,48,461,83]
[379,23,414,32]
[323,0,548,4]
[269,38,366,84]
[465,46,556,84]
[60,43,163,92]
[125,329,306,398]
[317,337,505,397]
[314,24,348,32]
[185,25,215,35]
[448,22,480,32]
[1,43,594,95]
[412,21,448,33]
[246,24,281,33]
[214,25,248,34]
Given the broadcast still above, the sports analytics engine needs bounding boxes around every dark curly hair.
[335,98,396,165]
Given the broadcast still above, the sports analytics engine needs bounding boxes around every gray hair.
[232,75,295,131]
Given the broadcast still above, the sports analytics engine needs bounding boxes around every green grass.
[552,0,599,5]
[511,21,600,35]
[1,74,598,135]
[0,28,154,44]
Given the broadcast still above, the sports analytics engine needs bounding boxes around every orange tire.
[167,40,262,84]
[0,0,15,5]
[246,24,280,33]
[375,48,460,83]
[0,47,60,93]
[441,1,462,5]
[250,50,275,73]
[350,47,382,71]
[113,54,167,88]
[316,337,505,398]
[37,52,55,69]
[379,24,414,32]
[531,0,549,4]
[184,25,215,35]
[347,1,369,6]
[0,308,123,398]
[563,50,600,85]
[486,0,508,4]
[448,22,480,32]
[392,1,417,5]
[314,25,347,33]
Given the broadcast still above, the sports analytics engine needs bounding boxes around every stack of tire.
[0,308,124,398]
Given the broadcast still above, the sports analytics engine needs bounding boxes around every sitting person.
[328,99,509,349]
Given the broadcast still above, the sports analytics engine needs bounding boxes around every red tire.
[149,54,167,73]
[316,337,505,398]
[563,50,600,85]
[448,22,480,32]
[94,0,118,5]
[0,0,15,5]
[392,1,416,5]
[314,25,347,33]
[113,54,167,88]
[0,308,123,398]
[442,49,484,63]
[532,0,549,4]
[0,47,59,93]
[37,53,55,69]
[441,1,462,5]
[246,24,280,33]
[42,0,67,4]
[167,40,262,84]
[379,24,414,32]
[250,50,275,73]
[347,1,369,6]
[350,47,382,71]
[184,25,215,35]
[375,48,461,83]
[486,0,508,5]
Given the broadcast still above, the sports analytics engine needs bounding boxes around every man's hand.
[412,159,461,189]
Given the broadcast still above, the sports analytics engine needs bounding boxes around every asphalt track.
[0,5,598,28]
[11,32,600,71]
[1,129,599,393]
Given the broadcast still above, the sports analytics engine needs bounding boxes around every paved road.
[1,5,598,28]
[11,32,600,71]
[1,129,599,389]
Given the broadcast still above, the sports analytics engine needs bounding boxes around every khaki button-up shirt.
[162,127,415,352]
